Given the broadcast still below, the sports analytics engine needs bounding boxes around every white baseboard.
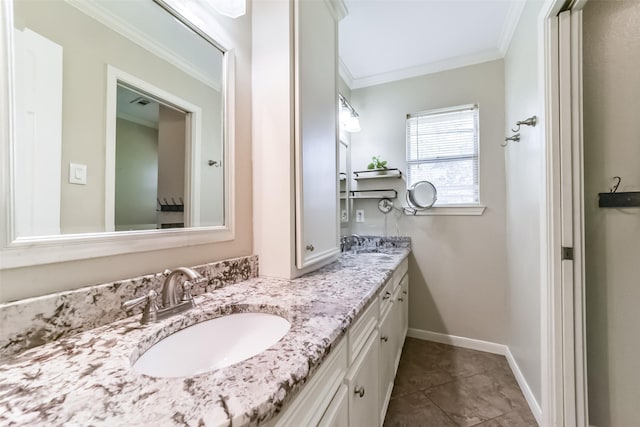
[407,328,507,355]
[407,328,542,425]
[504,347,542,425]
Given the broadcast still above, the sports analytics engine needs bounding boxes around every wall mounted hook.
[610,176,622,193]
[511,115,538,132]
[501,133,520,147]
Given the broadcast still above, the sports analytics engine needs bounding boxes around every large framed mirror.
[0,0,235,269]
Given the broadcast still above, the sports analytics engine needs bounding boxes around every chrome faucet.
[340,234,365,252]
[161,267,201,307]
[121,267,204,324]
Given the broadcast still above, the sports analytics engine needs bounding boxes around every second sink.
[133,312,291,378]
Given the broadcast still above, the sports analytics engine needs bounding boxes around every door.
[13,28,63,237]
[294,0,340,269]
[557,9,588,427]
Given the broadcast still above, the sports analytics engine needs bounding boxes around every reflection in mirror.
[12,0,225,238]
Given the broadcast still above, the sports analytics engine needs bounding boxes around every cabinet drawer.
[274,339,348,427]
[345,329,380,427]
[348,299,378,364]
[379,278,394,319]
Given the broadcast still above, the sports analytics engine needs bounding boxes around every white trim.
[338,58,354,89]
[323,0,348,22]
[570,10,589,426]
[407,328,506,355]
[498,1,527,55]
[408,205,486,216]
[0,5,237,270]
[0,0,14,252]
[347,49,503,90]
[505,347,543,424]
[539,1,570,426]
[408,328,542,424]
[63,0,220,91]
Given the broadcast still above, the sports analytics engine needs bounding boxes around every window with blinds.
[406,104,479,205]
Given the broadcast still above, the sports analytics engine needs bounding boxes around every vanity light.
[339,94,361,133]
[344,115,361,132]
[210,0,246,18]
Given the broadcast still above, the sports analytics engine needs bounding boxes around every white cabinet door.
[379,303,395,422]
[391,283,404,374]
[294,0,339,269]
[318,384,349,427]
[399,274,409,344]
[346,330,380,427]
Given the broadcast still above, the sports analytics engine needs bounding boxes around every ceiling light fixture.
[210,0,246,18]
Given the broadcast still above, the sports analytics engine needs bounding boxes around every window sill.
[411,205,486,216]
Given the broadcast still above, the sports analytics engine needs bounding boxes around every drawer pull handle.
[381,336,389,342]
[383,291,391,300]
[354,386,365,398]
[306,244,314,252]
[397,297,404,302]
[403,290,408,295]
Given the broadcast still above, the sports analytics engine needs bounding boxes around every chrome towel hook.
[501,133,520,147]
[511,115,537,132]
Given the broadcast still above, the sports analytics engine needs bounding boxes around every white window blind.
[406,104,479,205]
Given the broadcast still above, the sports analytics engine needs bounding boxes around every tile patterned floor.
[383,338,538,427]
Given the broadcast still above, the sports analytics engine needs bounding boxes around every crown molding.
[324,0,348,22]
[338,57,354,89]
[345,49,503,90]
[64,0,221,91]
[498,0,526,55]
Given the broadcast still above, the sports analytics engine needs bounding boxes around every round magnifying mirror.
[406,181,437,209]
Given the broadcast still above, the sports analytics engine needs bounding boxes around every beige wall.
[13,0,221,233]
[503,0,545,405]
[0,3,252,302]
[583,1,640,425]
[114,118,158,229]
[349,60,509,345]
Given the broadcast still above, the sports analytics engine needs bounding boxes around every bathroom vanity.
[0,240,410,426]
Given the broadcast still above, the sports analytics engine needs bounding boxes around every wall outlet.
[341,210,348,222]
[355,209,365,223]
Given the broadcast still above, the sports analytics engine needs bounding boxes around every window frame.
[405,104,485,214]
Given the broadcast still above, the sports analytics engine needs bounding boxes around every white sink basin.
[133,312,291,378]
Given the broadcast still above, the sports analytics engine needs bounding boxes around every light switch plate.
[69,163,87,185]
[355,209,364,223]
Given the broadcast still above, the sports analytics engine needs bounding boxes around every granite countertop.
[0,248,409,426]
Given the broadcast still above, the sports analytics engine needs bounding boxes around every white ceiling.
[339,0,525,89]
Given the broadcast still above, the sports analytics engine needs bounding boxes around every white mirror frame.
[0,0,236,269]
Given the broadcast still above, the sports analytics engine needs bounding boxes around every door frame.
[105,65,202,231]
[540,0,589,425]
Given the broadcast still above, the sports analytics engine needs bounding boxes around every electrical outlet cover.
[355,209,364,223]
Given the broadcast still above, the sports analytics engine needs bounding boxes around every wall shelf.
[350,189,397,199]
[353,168,402,180]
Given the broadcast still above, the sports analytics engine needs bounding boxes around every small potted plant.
[367,155,388,175]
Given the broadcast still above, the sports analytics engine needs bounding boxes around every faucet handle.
[181,280,196,307]
[122,289,160,324]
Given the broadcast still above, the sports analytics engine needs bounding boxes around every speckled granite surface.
[0,256,259,357]
[0,246,410,427]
